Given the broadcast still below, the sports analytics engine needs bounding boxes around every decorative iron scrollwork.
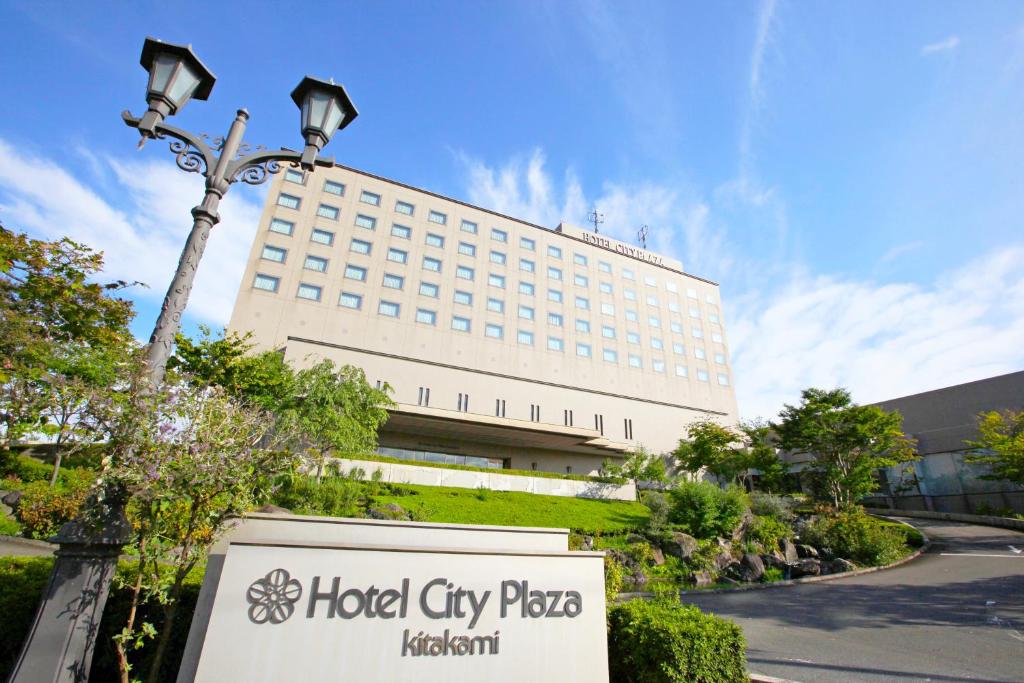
[166,138,207,175]
[233,159,284,186]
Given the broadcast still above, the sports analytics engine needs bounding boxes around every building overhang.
[381,403,632,458]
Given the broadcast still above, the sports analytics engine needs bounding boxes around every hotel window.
[520,236,535,251]
[324,180,345,196]
[388,248,409,264]
[627,331,641,345]
[456,265,475,280]
[454,290,473,305]
[344,265,367,281]
[518,329,534,345]
[665,281,678,293]
[276,193,300,209]
[417,387,431,407]
[603,348,618,363]
[253,274,279,292]
[350,238,372,255]
[689,307,701,319]
[360,190,381,206]
[518,304,535,320]
[574,273,588,287]
[624,418,634,440]
[548,312,563,327]
[548,245,562,259]
[485,323,503,339]
[452,316,471,332]
[395,200,414,215]
[261,245,286,263]
[548,289,563,303]
[575,296,589,310]
[382,273,404,290]
[491,228,508,243]
[458,241,477,257]
[317,204,340,221]
[653,359,666,373]
[297,283,322,301]
[488,273,506,288]
[269,218,294,235]
[519,281,535,296]
[304,255,328,273]
[602,325,616,339]
[628,354,642,369]
[547,336,564,352]
[416,308,436,325]
[599,281,612,294]
[530,404,541,422]
[625,309,638,322]
[285,168,305,184]
[670,321,683,334]
[687,287,698,299]
[547,266,562,281]
[718,373,730,386]
[712,332,723,343]
[626,289,641,302]
[601,302,615,316]
[520,258,535,273]
[461,219,478,234]
[426,233,445,248]
[391,224,412,239]
[709,313,720,324]
[695,348,706,360]
[573,253,588,266]
[692,327,704,339]
[487,297,504,313]
[428,210,447,225]
[599,260,611,273]
[419,281,439,298]
[649,316,661,328]
[668,301,680,313]
[675,365,688,378]
[490,250,507,265]
[563,410,575,427]
[310,229,334,245]
[575,318,590,333]
[644,275,657,287]
[354,214,376,230]
[647,295,659,306]
[339,292,362,309]
[623,268,635,280]
[715,353,726,365]
[496,399,507,418]
[651,337,664,350]
[576,342,592,358]
[422,256,442,272]
[698,369,709,382]
[673,343,685,355]
[378,300,400,318]
[706,294,716,304]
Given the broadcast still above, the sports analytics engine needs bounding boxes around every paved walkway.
[0,536,55,557]
[684,517,1024,683]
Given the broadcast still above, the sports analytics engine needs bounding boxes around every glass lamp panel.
[148,53,179,95]
[166,60,200,107]
[304,91,330,133]
[322,97,344,138]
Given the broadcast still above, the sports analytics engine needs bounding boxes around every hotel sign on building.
[564,224,676,270]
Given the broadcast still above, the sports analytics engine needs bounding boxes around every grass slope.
[371,483,649,534]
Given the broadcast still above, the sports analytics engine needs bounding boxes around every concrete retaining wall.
[333,458,637,501]
[865,507,1024,532]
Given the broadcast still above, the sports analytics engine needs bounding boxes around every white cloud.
[459,150,1024,422]
[921,35,961,55]
[0,138,263,327]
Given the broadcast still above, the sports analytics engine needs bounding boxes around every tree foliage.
[774,387,917,509]
[964,410,1024,486]
[673,420,788,491]
[602,446,667,500]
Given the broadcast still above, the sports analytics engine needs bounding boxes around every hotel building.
[227,165,739,475]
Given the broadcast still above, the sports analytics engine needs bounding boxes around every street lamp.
[8,36,358,683]
[121,36,358,386]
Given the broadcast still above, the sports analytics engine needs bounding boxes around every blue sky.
[1,0,1022,419]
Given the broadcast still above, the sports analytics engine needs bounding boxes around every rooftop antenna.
[588,207,604,234]
[638,224,649,249]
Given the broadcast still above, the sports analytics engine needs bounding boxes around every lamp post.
[9,37,357,683]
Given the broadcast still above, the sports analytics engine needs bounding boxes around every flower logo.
[246,569,303,624]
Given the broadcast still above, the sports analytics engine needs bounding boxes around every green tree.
[602,446,667,500]
[964,410,1024,486]
[742,422,788,493]
[278,361,394,481]
[775,388,917,509]
[673,420,743,484]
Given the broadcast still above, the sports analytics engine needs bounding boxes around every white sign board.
[190,540,608,682]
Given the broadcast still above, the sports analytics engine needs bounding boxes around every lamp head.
[137,37,216,136]
[291,76,357,169]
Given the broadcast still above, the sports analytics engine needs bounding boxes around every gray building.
[864,371,1024,514]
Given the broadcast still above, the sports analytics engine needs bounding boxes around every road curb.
[750,673,801,683]
[619,517,931,600]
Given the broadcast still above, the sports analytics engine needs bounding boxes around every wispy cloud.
[879,240,925,264]
[0,138,263,327]
[921,35,960,55]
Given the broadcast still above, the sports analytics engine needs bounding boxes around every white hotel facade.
[227,164,739,475]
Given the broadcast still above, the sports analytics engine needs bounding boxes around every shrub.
[5,455,54,484]
[762,566,785,583]
[747,515,792,550]
[800,511,907,566]
[605,555,625,602]
[0,516,22,536]
[749,492,795,522]
[668,481,748,540]
[14,469,94,539]
[608,599,747,682]
[642,491,670,534]
[272,475,365,518]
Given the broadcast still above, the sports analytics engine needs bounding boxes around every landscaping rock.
[714,551,735,572]
[796,544,819,559]
[650,547,665,566]
[826,558,856,574]
[1,490,21,510]
[760,553,786,569]
[663,531,698,561]
[625,570,648,591]
[580,535,595,551]
[740,553,765,582]
[626,533,646,545]
[368,503,409,520]
[256,503,291,514]
[781,538,799,563]
[731,509,756,542]
[787,558,822,578]
[1,502,12,518]
[691,570,714,587]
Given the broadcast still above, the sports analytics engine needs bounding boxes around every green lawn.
[370,483,649,534]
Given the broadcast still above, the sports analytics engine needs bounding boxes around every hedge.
[608,599,748,683]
